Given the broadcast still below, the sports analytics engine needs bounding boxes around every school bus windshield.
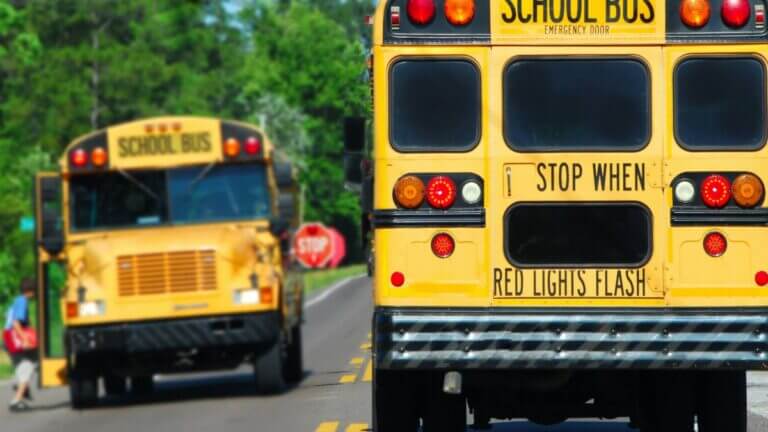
[70,163,272,231]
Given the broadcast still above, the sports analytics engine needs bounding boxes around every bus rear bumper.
[373,308,768,371]
[67,312,280,355]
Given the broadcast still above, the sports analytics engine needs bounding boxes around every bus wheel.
[254,338,286,394]
[69,375,98,409]
[422,376,466,432]
[131,376,154,395]
[103,374,127,397]
[697,371,747,432]
[373,370,419,432]
[284,325,304,383]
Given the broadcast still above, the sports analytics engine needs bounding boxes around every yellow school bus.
[34,117,303,408]
[345,0,768,430]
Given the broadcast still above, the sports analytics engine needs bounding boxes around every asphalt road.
[1,276,767,432]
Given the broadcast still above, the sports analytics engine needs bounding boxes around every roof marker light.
[224,138,241,158]
[245,137,262,155]
[91,147,108,167]
[70,149,88,167]
[680,0,711,27]
[722,0,751,27]
[445,0,476,26]
[407,0,436,25]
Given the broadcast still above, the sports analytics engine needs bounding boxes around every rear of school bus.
[34,117,303,408]
[365,0,768,430]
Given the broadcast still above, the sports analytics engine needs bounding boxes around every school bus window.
[675,57,767,151]
[168,164,272,224]
[70,171,167,231]
[505,203,652,267]
[390,59,481,152]
[70,163,272,231]
[503,58,651,151]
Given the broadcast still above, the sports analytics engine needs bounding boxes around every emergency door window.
[504,58,651,151]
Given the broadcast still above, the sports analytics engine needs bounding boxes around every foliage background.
[0,0,373,305]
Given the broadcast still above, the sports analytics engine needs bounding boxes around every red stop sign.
[293,223,334,269]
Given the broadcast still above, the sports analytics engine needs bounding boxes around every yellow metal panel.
[491,0,666,45]
[39,358,67,388]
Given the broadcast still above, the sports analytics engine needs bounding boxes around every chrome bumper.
[374,308,768,370]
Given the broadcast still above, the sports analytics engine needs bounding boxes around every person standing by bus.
[3,279,37,411]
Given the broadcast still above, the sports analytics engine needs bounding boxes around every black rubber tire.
[284,325,304,383]
[697,371,747,432]
[103,374,127,397]
[131,376,154,395]
[70,375,98,409]
[422,374,467,432]
[254,338,287,395]
[373,369,419,432]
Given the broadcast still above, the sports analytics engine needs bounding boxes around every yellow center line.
[315,421,339,432]
[362,359,372,382]
[345,424,370,432]
[339,374,357,384]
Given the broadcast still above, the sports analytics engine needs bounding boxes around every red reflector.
[756,271,768,287]
[391,272,405,287]
[70,149,88,167]
[700,174,732,208]
[426,176,457,209]
[722,0,751,27]
[260,287,274,304]
[245,137,261,155]
[431,233,455,258]
[703,232,728,257]
[407,0,436,25]
[66,302,78,319]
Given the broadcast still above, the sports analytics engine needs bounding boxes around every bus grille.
[117,250,217,296]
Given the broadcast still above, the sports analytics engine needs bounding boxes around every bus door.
[488,46,668,307]
[34,173,67,387]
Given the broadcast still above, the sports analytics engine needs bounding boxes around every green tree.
[242,1,369,260]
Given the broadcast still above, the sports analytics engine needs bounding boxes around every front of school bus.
[360,0,768,430]
[35,117,303,407]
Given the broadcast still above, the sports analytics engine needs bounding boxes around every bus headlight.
[78,301,105,317]
[234,289,260,305]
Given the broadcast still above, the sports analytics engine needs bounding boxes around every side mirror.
[274,162,294,189]
[277,192,297,222]
[344,117,366,187]
[36,175,64,256]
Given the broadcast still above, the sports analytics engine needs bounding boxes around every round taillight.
[732,174,764,209]
[756,271,768,287]
[426,176,457,209]
[224,138,240,157]
[674,179,696,203]
[445,0,475,25]
[721,0,750,27]
[70,148,88,167]
[461,180,482,205]
[700,174,732,208]
[407,0,436,25]
[680,0,711,27]
[703,232,728,257]
[394,175,426,209]
[91,147,108,167]
[391,271,405,287]
[245,137,261,155]
[431,233,455,258]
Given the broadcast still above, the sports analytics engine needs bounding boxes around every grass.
[0,350,11,380]
[303,264,367,296]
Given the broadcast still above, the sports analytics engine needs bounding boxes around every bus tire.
[131,376,154,395]
[697,371,747,432]
[373,370,419,432]
[70,375,98,409]
[422,377,466,432]
[254,338,286,394]
[284,325,303,383]
[103,374,127,397]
